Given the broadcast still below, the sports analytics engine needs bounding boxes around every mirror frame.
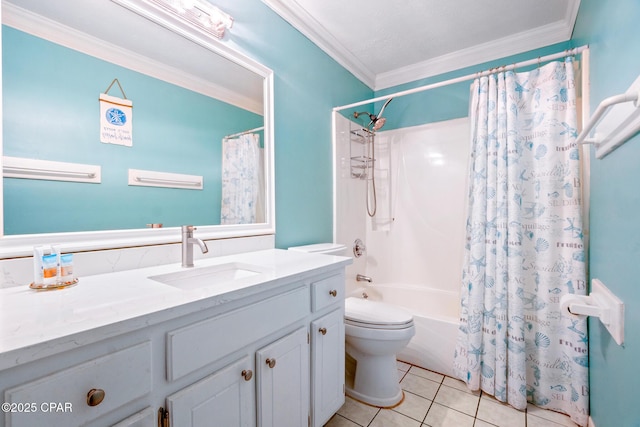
[0,1,275,258]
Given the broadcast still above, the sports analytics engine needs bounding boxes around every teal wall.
[373,41,572,130]
[213,0,373,248]
[368,1,640,425]
[572,0,640,425]
[3,26,262,233]
[2,0,372,242]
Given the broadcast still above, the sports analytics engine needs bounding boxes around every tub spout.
[356,274,372,283]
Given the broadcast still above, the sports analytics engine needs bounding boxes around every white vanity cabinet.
[310,275,346,427]
[166,356,255,427]
[0,252,349,427]
[311,309,345,427]
[256,327,310,427]
[4,341,152,427]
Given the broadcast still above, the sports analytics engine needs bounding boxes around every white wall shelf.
[128,168,203,190]
[2,156,101,183]
[577,74,640,159]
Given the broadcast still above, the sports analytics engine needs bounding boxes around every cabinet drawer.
[167,286,309,381]
[311,274,343,312]
[5,341,151,427]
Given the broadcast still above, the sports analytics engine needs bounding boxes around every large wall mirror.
[0,0,274,257]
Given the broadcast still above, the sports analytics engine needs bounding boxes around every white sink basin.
[149,262,267,290]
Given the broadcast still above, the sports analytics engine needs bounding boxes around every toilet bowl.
[344,297,415,407]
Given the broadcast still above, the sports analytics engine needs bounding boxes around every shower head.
[353,97,393,131]
[372,117,386,131]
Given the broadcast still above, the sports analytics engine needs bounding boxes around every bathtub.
[348,283,460,377]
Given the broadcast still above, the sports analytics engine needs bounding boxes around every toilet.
[287,242,347,255]
[287,243,415,408]
[344,297,415,407]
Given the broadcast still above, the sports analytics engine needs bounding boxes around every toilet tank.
[287,243,347,256]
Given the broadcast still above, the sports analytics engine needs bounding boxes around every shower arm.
[353,98,393,130]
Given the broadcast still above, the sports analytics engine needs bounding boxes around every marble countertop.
[0,249,351,371]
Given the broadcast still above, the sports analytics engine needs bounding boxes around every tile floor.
[325,361,579,427]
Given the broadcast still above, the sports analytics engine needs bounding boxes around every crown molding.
[263,0,580,92]
[261,0,376,88]
[2,2,262,114]
[375,18,577,90]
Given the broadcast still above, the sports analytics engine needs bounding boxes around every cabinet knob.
[86,388,105,407]
[319,327,327,335]
[241,369,253,381]
[329,289,337,297]
[266,358,276,369]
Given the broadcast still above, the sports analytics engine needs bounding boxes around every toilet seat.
[345,297,414,330]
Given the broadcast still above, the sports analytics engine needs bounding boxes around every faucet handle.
[182,225,196,233]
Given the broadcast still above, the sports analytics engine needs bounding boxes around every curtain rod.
[334,45,589,112]
[223,126,265,140]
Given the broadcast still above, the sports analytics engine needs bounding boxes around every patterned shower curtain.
[221,133,263,224]
[452,58,588,426]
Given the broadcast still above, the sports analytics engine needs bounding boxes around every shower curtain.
[221,133,264,224]
[452,58,588,426]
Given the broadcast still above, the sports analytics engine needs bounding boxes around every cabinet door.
[167,356,255,427]
[311,308,345,427]
[112,407,155,427]
[256,327,309,427]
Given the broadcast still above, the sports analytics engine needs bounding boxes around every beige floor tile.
[397,360,412,372]
[408,366,445,383]
[442,377,479,396]
[527,413,570,427]
[336,396,379,426]
[370,409,421,427]
[399,369,409,381]
[473,420,499,427]
[401,373,441,400]
[526,404,579,427]
[433,384,480,416]
[324,414,362,427]
[334,363,579,427]
[475,397,525,427]
[422,402,475,427]
[392,390,432,422]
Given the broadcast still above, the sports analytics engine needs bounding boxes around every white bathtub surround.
[453,60,588,426]
[334,113,469,376]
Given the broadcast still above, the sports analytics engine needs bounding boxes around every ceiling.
[263,0,581,90]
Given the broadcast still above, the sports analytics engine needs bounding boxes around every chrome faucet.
[181,225,208,268]
[356,274,372,283]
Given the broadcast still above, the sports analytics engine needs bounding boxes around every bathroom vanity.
[0,249,350,427]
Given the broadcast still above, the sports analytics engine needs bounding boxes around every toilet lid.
[345,297,413,328]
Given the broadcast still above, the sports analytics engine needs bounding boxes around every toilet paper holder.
[560,279,624,345]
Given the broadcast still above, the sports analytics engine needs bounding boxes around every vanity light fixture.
[112,0,233,39]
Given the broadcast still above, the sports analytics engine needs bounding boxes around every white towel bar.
[577,74,640,159]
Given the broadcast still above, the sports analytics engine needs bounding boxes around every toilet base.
[344,346,406,408]
[345,386,405,408]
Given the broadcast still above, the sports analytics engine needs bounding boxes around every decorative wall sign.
[99,78,133,146]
